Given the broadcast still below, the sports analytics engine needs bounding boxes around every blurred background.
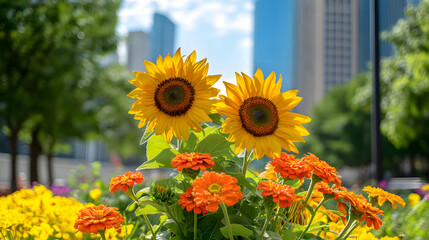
[1,0,428,195]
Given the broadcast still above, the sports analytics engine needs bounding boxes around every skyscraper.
[150,13,176,63]
[295,0,360,115]
[253,0,297,91]
[127,31,151,72]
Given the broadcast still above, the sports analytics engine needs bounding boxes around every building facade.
[150,13,176,63]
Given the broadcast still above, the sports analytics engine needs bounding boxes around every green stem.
[273,207,281,232]
[163,203,185,237]
[335,213,359,240]
[297,198,327,240]
[194,212,198,240]
[259,205,273,240]
[303,174,320,204]
[125,188,137,202]
[98,230,106,240]
[342,220,359,240]
[143,214,156,240]
[242,150,250,177]
[220,203,234,240]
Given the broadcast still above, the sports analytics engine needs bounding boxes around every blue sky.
[118,0,254,94]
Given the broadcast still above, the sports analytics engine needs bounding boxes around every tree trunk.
[29,127,42,184]
[9,130,18,193]
[47,152,54,186]
[410,155,416,176]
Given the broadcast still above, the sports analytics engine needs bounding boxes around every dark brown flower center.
[238,97,279,137]
[154,77,195,116]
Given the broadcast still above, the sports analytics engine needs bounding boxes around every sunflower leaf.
[140,125,155,145]
[195,133,235,158]
[208,113,224,125]
[137,148,177,169]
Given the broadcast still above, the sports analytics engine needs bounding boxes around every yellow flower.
[128,48,221,143]
[363,186,406,209]
[216,69,311,159]
[408,193,421,207]
[89,188,102,200]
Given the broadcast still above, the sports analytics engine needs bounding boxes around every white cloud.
[239,37,253,49]
[118,0,253,35]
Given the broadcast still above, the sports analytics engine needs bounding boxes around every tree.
[0,0,121,190]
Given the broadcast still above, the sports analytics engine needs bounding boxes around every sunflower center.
[154,77,195,116]
[208,183,222,194]
[239,97,279,137]
[95,210,104,220]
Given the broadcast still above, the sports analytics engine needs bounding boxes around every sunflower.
[216,68,310,159]
[128,48,221,143]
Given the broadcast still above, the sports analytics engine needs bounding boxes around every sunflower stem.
[242,150,251,177]
[220,203,234,240]
[194,212,198,240]
[259,204,273,240]
[297,197,327,240]
[98,230,106,240]
[142,214,156,240]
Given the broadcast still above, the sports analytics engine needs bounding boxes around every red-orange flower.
[301,153,341,186]
[109,171,145,193]
[192,171,243,212]
[270,153,312,180]
[74,205,124,234]
[171,152,215,171]
[336,190,384,230]
[363,186,406,209]
[178,187,208,214]
[257,180,297,208]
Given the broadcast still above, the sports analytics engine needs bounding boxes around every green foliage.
[377,196,429,240]
[298,74,373,168]
[378,1,429,153]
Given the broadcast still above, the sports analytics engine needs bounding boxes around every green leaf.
[195,133,234,158]
[135,200,165,216]
[239,200,259,221]
[228,172,257,193]
[208,113,224,125]
[135,205,164,216]
[180,132,199,153]
[126,202,137,212]
[220,224,252,239]
[283,178,301,189]
[140,125,155,145]
[147,134,178,160]
[279,229,300,240]
[137,148,178,169]
[199,212,224,240]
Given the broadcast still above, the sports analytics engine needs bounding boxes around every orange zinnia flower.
[171,152,215,171]
[301,153,341,186]
[270,153,312,180]
[192,171,243,212]
[109,171,145,193]
[74,205,124,234]
[257,180,297,208]
[336,190,384,230]
[179,187,208,214]
[363,186,406,209]
[259,161,278,180]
